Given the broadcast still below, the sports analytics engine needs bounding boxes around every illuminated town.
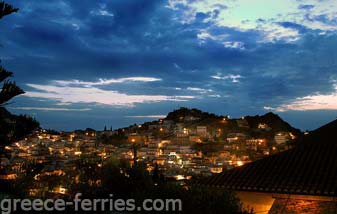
[1,108,300,197]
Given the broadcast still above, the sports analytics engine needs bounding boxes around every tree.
[71,159,245,213]
[0,2,23,106]
[0,2,38,155]
[0,1,18,19]
[0,2,20,151]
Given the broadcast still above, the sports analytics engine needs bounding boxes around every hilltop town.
[1,107,303,196]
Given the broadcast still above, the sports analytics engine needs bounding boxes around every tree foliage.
[0,1,18,19]
[0,1,19,19]
[69,159,245,213]
[0,79,25,106]
[0,2,22,106]
[0,2,39,153]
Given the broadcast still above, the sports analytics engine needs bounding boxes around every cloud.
[197,30,229,44]
[11,107,91,111]
[208,94,221,98]
[263,106,274,111]
[90,4,114,17]
[260,24,300,43]
[298,5,315,10]
[211,73,242,83]
[2,0,337,131]
[167,0,337,43]
[24,82,194,107]
[90,10,114,17]
[173,63,181,70]
[223,41,245,49]
[125,115,166,118]
[264,84,337,112]
[55,102,73,106]
[186,87,213,94]
[54,77,162,87]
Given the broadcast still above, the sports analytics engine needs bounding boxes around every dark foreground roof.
[202,119,337,197]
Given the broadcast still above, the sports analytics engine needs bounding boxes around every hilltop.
[108,107,302,146]
[165,107,221,122]
[163,107,300,133]
[244,112,301,135]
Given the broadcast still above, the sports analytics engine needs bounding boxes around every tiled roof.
[202,119,337,197]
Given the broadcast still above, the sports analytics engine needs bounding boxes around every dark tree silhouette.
[70,159,245,213]
[0,77,25,106]
[0,2,23,106]
[0,1,18,19]
[0,2,39,158]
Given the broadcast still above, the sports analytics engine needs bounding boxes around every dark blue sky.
[1,0,337,131]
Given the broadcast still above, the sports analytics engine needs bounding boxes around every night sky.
[1,0,337,131]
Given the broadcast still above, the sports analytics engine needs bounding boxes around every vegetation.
[0,2,39,157]
[0,2,23,107]
[245,112,301,135]
[166,107,220,122]
[0,1,18,19]
[69,158,245,213]
[6,157,247,213]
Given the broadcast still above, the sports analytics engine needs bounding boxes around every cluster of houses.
[1,116,297,197]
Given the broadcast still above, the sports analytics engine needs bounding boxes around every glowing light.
[289,132,296,140]
[175,175,185,180]
[57,187,67,195]
[237,161,244,167]
[183,128,188,134]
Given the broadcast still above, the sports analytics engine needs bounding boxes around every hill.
[119,107,302,143]
[299,118,337,147]
[165,107,220,122]
[245,112,301,135]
